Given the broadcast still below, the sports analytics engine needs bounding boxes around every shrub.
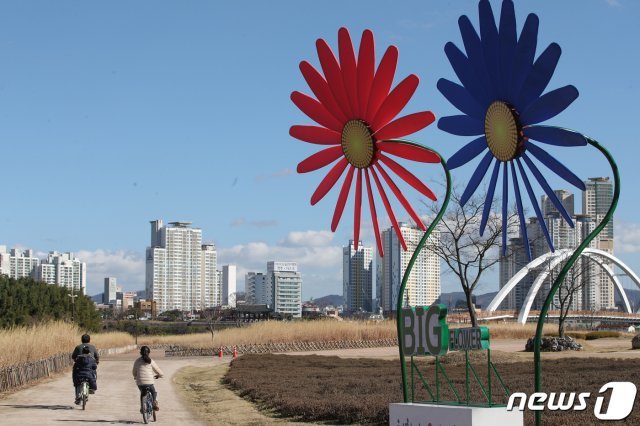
[585,331,620,340]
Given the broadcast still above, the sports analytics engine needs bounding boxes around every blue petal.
[447,135,487,169]
[438,115,484,136]
[444,42,491,110]
[516,158,555,251]
[511,162,532,261]
[479,0,500,97]
[437,78,485,119]
[525,125,587,147]
[526,143,585,190]
[460,150,493,206]
[501,162,509,256]
[458,15,493,104]
[499,0,517,99]
[521,85,579,125]
[521,153,574,227]
[480,159,500,235]
[508,14,539,101]
[517,43,561,111]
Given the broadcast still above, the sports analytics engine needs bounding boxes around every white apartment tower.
[0,246,40,279]
[343,240,373,312]
[377,223,441,313]
[36,251,87,295]
[245,272,269,305]
[103,277,118,304]
[268,261,302,318]
[146,220,219,313]
[222,264,237,307]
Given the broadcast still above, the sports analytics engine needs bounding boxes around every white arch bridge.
[486,248,640,324]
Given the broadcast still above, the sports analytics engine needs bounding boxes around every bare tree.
[424,186,519,327]
[202,307,223,343]
[549,256,601,337]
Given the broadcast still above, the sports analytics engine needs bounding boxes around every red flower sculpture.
[290,28,439,256]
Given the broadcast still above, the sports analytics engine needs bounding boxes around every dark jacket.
[72,354,97,388]
[72,343,99,363]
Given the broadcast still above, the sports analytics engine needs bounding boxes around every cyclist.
[132,346,164,412]
[72,334,100,363]
[72,345,98,405]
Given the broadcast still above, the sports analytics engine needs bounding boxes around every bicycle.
[77,379,90,410]
[140,384,157,423]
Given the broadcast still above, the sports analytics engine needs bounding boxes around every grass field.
[223,353,640,425]
[0,321,133,368]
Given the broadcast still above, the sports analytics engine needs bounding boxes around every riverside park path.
[0,350,226,425]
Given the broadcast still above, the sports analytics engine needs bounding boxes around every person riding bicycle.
[72,334,100,363]
[73,345,98,405]
[132,346,164,411]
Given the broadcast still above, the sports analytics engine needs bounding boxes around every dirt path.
[0,351,225,425]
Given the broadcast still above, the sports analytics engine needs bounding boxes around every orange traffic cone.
[232,345,237,359]
[218,347,223,358]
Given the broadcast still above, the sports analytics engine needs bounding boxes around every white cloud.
[218,230,343,298]
[615,222,640,253]
[75,249,146,296]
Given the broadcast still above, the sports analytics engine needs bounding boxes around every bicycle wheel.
[141,392,151,424]
[82,382,88,410]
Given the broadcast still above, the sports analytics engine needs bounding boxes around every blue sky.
[1,0,639,299]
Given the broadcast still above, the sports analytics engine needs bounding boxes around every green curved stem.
[391,140,452,403]
[534,136,619,426]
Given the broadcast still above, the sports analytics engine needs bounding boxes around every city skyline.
[1,1,639,299]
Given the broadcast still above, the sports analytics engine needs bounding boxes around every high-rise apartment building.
[343,240,373,312]
[103,277,118,304]
[0,246,40,279]
[377,223,441,313]
[146,220,219,313]
[36,251,87,295]
[245,272,269,305]
[583,177,614,240]
[268,261,302,318]
[222,264,237,307]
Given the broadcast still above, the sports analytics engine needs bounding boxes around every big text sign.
[402,304,490,356]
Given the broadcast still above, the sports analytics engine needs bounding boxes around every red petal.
[377,152,437,201]
[374,162,426,230]
[354,169,362,251]
[290,125,341,145]
[332,165,355,231]
[291,91,343,132]
[297,146,343,173]
[311,157,349,205]
[316,38,352,118]
[370,167,407,251]
[338,28,359,117]
[374,111,435,141]
[376,141,441,163]
[365,170,384,256]
[299,61,348,124]
[357,30,375,121]
[366,45,398,122]
[371,74,419,131]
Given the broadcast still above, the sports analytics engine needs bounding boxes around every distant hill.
[308,294,344,308]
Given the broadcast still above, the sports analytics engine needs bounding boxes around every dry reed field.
[224,354,640,425]
[0,321,133,368]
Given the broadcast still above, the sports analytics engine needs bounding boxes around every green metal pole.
[465,350,470,404]
[487,348,492,406]
[394,142,452,403]
[534,136,619,425]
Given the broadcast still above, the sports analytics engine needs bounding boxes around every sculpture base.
[389,403,523,426]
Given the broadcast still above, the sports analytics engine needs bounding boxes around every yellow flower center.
[341,120,375,168]
[484,101,524,162]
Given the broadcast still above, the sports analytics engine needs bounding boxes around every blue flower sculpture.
[438,0,586,260]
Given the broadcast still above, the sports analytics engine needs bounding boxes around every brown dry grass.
[0,321,134,368]
[223,354,640,425]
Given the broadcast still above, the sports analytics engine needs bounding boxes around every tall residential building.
[36,251,87,295]
[0,246,39,279]
[201,244,220,308]
[245,272,269,305]
[103,277,118,304]
[146,220,218,313]
[377,223,441,313]
[222,264,237,307]
[541,190,574,218]
[268,261,302,318]
[583,177,614,240]
[343,240,373,312]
